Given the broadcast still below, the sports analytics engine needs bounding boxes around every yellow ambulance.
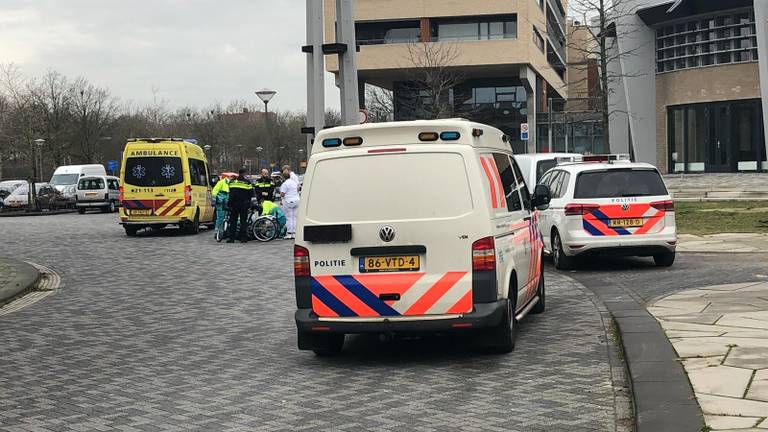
[118,138,215,236]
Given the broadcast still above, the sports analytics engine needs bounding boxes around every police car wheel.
[531,262,546,314]
[552,231,574,271]
[653,251,675,267]
[311,334,345,357]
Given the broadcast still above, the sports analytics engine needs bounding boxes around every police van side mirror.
[532,184,551,210]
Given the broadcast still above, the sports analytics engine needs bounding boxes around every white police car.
[536,160,677,269]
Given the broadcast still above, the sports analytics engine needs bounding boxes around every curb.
[575,276,705,432]
[0,258,41,307]
[0,209,78,218]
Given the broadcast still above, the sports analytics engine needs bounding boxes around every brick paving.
[1,214,620,431]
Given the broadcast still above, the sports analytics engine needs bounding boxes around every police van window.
[511,158,531,210]
[189,159,208,186]
[491,153,523,212]
[124,157,183,187]
[574,169,668,199]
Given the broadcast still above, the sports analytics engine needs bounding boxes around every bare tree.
[400,42,465,119]
[568,0,646,155]
[33,70,73,167]
[70,77,119,162]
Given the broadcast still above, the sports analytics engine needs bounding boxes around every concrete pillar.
[305,0,325,156]
[755,1,768,168]
[336,0,360,126]
[520,66,537,154]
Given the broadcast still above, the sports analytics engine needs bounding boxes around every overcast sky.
[0,0,341,113]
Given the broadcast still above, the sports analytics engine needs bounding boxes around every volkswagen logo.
[379,226,396,242]
[621,203,630,211]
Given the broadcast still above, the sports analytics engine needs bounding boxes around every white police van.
[536,160,677,269]
[293,120,552,355]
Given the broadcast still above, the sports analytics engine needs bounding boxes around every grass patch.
[675,201,768,235]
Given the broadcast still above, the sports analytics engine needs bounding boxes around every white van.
[293,120,552,356]
[50,164,108,204]
[75,175,120,213]
[514,153,582,193]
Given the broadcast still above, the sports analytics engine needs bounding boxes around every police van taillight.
[184,185,192,206]
[472,237,496,272]
[294,245,310,277]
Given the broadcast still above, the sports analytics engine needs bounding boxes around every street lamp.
[255,89,277,114]
[298,148,305,173]
[235,144,243,167]
[256,146,263,170]
[203,144,213,172]
[34,139,45,182]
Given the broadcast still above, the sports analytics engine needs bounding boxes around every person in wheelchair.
[260,199,287,238]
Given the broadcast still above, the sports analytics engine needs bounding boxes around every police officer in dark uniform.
[226,168,254,243]
[253,168,275,208]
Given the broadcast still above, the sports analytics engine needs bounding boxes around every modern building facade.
[608,0,768,173]
[323,0,570,153]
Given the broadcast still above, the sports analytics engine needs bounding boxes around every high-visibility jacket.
[212,178,230,197]
[254,176,275,201]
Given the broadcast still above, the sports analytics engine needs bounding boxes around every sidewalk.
[678,233,768,253]
[0,257,40,306]
[664,173,768,201]
[648,281,768,431]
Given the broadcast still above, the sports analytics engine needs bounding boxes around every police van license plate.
[609,218,643,228]
[360,256,420,273]
[129,209,152,216]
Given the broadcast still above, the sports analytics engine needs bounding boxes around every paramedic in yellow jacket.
[211,174,233,237]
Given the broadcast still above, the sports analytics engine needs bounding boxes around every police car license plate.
[360,255,420,273]
[130,209,152,216]
[609,218,643,228]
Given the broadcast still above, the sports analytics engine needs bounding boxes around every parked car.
[536,160,677,269]
[0,180,26,209]
[76,176,120,213]
[50,164,107,207]
[2,182,67,211]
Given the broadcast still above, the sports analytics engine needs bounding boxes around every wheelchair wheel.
[252,217,278,242]
[215,220,229,243]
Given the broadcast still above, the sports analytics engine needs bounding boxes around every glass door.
[706,104,732,172]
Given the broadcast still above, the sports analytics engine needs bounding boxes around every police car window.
[492,153,523,212]
[511,158,531,210]
[536,160,558,184]
[574,169,668,199]
[539,171,553,188]
[124,157,183,187]
[550,171,566,199]
[189,159,208,187]
[556,172,571,198]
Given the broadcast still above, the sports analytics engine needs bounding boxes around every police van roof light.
[472,128,484,137]
[343,137,363,146]
[418,132,439,142]
[322,138,342,148]
[440,131,461,141]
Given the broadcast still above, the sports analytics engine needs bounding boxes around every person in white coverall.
[279,171,300,240]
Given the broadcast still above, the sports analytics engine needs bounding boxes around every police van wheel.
[486,298,517,354]
[124,226,139,237]
[531,263,546,314]
[552,231,574,270]
[653,251,675,267]
[311,334,345,357]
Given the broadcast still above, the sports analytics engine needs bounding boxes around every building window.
[533,27,545,52]
[432,15,517,42]
[356,20,421,45]
[656,10,758,73]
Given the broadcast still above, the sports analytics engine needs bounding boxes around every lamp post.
[298,148,305,173]
[255,89,277,168]
[203,144,212,173]
[34,139,45,182]
[256,146,263,170]
[235,144,243,168]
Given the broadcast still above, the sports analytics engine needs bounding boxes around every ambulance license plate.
[130,209,152,216]
[609,218,643,228]
[360,255,420,273]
